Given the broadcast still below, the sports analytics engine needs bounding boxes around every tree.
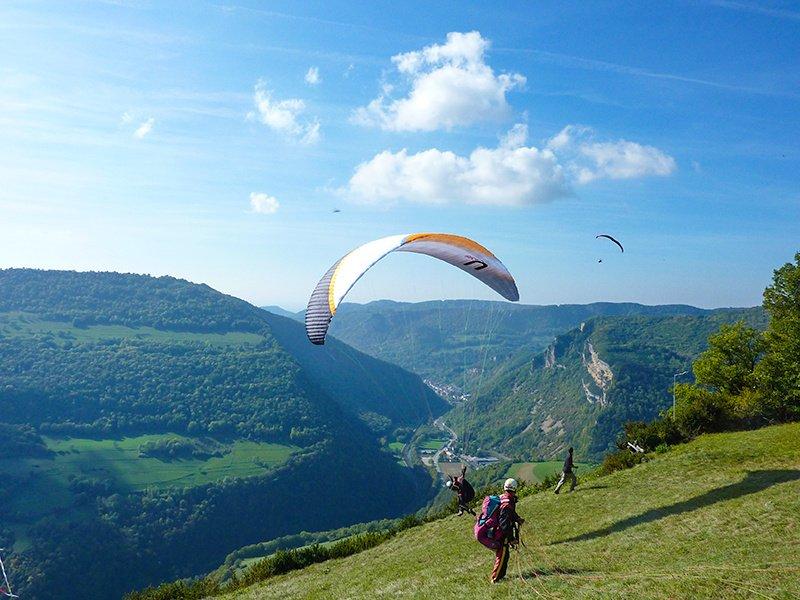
[756,251,800,421]
[692,322,764,396]
[673,321,764,436]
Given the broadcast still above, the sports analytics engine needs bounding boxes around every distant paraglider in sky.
[596,234,624,253]
[596,234,624,264]
[332,208,341,213]
[305,233,519,345]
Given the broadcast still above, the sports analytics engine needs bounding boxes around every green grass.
[236,538,343,575]
[221,423,800,599]
[0,311,264,345]
[418,438,449,451]
[387,442,405,453]
[507,461,595,484]
[0,435,298,521]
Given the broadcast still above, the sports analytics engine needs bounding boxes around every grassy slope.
[225,423,800,599]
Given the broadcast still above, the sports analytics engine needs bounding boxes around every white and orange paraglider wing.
[305,233,518,345]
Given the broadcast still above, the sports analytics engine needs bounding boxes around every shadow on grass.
[553,469,800,545]
[518,566,592,578]
[574,484,609,491]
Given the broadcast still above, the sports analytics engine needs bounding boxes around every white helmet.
[445,480,453,489]
[503,478,518,492]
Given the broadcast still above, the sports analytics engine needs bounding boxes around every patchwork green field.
[221,423,800,599]
[1,435,298,525]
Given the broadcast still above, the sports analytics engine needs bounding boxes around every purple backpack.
[474,495,504,549]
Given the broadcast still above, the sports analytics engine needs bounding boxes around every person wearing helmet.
[446,465,476,516]
[491,477,525,583]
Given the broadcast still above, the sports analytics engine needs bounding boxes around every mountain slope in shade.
[260,305,301,320]
[262,311,446,430]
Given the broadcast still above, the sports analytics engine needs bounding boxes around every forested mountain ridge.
[0,269,265,332]
[290,300,714,398]
[451,308,768,461]
[0,269,442,600]
[0,269,445,437]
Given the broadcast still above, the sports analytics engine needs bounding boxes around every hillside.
[452,309,768,461]
[0,269,445,600]
[292,300,713,399]
[221,423,800,599]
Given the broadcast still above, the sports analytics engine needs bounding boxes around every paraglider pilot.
[491,478,524,583]
[445,465,476,516]
[554,447,578,494]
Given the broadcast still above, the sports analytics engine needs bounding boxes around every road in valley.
[432,417,458,477]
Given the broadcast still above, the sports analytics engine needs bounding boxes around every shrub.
[622,418,684,452]
[673,385,737,438]
[599,450,647,475]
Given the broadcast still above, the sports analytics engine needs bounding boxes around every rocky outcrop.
[544,344,556,369]
[581,342,613,406]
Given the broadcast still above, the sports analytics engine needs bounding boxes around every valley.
[0,271,773,599]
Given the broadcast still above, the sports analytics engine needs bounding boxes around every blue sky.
[1,1,798,310]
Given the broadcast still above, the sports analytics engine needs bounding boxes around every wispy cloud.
[353,31,525,132]
[711,0,800,21]
[499,47,800,99]
[248,82,320,145]
[249,192,280,214]
[214,4,428,43]
[304,66,321,85]
[133,117,154,138]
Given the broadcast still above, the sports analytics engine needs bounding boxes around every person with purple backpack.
[474,478,525,583]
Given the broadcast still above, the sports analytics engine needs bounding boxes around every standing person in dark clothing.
[491,478,524,583]
[446,465,476,516]
[554,447,577,494]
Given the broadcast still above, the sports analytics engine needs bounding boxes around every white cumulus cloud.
[344,124,676,207]
[249,192,280,214]
[304,66,321,85]
[548,125,676,183]
[352,31,525,132]
[345,124,568,206]
[249,82,320,145]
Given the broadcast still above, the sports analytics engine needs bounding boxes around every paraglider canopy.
[305,233,519,345]
[596,234,624,252]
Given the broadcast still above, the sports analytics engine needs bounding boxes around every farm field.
[418,438,449,451]
[0,434,298,525]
